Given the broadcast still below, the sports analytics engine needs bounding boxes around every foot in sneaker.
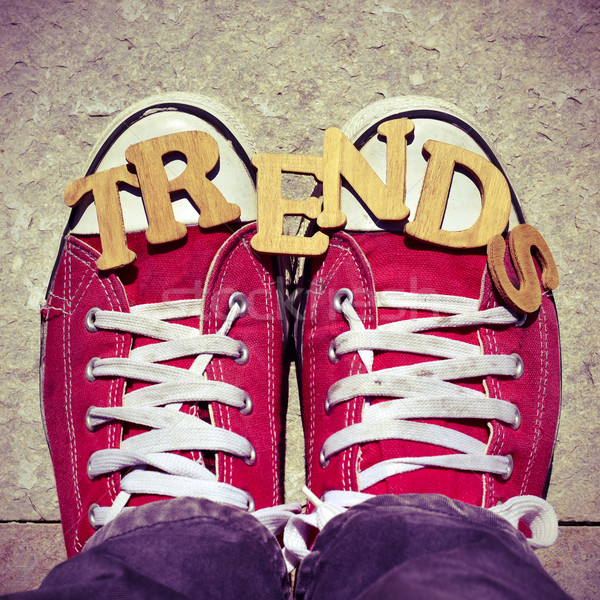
[41,93,298,556]
[288,97,561,561]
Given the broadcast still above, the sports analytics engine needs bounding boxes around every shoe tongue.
[351,232,492,505]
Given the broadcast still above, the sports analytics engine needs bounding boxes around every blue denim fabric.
[5,497,290,600]
[295,494,571,600]
[4,495,571,600]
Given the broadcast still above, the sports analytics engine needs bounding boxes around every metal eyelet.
[502,454,514,480]
[85,406,97,432]
[324,395,332,415]
[319,447,329,468]
[333,288,353,313]
[511,407,522,430]
[246,495,256,513]
[511,353,524,379]
[85,307,100,333]
[235,342,249,365]
[229,292,248,317]
[240,394,253,416]
[88,503,101,530]
[85,358,99,382]
[328,339,339,364]
[244,446,257,466]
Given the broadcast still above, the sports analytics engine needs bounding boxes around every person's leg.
[6,498,289,600]
[295,494,570,600]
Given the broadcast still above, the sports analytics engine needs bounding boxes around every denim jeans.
[4,495,571,600]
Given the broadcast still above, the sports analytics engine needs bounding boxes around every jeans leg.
[5,497,290,600]
[295,494,571,600]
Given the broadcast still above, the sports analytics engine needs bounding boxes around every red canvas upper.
[300,230,560,510]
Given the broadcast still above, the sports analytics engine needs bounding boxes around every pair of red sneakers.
[41,94,561,562]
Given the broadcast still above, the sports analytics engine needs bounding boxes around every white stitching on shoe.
[65,239,128,551]
[205,232,282,502]
[307,269,318,489]
[62,240,129,549]
[309,243,348,488]
[64,239,82,551]
[522,300,549,495]
[479,283,507,506]
[334,238,375,494]
[487,320,502,505]
[243,234,280,504]
[320,293,522,485]
[86,301,261,521]
[104,274,126,508]
[63,240,104,314]
[261,267,278,505]
[211,240,245,489]
[284,289,558,564]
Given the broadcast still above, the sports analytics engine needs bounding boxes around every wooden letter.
[250,153,328,256]
[125,131,241,244]
[487,224,559,314]
[405,140,511,248]
[64,165,139,270]
[319,118,413,228]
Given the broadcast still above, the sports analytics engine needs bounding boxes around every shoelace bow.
[283,289,558,567]
[86,295,300,538]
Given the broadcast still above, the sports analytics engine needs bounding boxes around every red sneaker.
[41,93,297,557]
[291,97,561,560]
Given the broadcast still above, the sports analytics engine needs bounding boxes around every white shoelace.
[85,295,300,538]
[283,289,558,566]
